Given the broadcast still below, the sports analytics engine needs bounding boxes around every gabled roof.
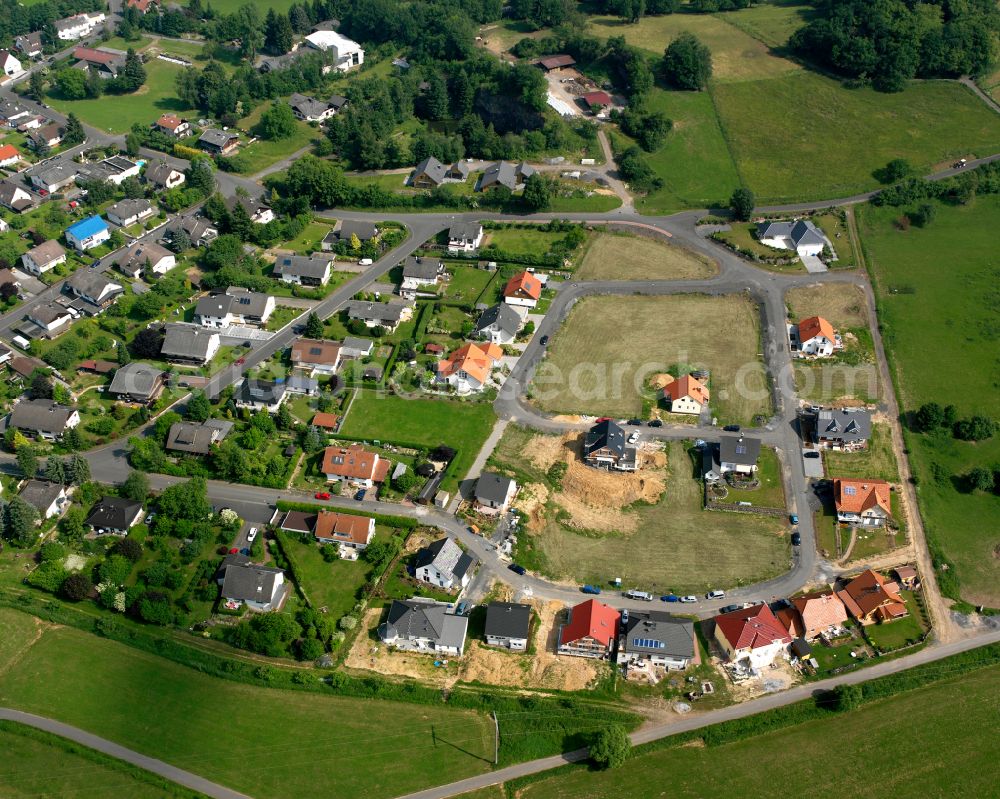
[311,412,339,429]
[195,288,271,320]
[583,91,612,107]
[166,419,232,454]
[560,599,619,648]
[662,374,709,405]
[484,602,531,640]
[798,316,835,343]
[503,271,542,301]
[107,198,152,221]
[448,221,481,241]
[0,144,20,161]
[10,399,76,434]
[538,54,575,69]
[623,611,695,659]
[65,269,122,301]
[412,156,448,185]
[18,479,64,512]
[24,240,65,266]
[833,478,891,516]
[0,180,33,211]
[321,444,387,481]
[345,300,408,325]
[114,240,173,273]
[837,569,905,620]
[156,113,186,131]
[291,338,341,367]
[313,511,372,545]
[816,408,871,443]
[66,215,108,240]
[436,342,502,385]
[787,592,848,636]
[719,435,761,467]
[584,418,625,459]
[144,161,182,187]
[161,324,218,359]
[414,537,477,583]
[475,472,515,505]
[237,378,285,406]
[272,254,334,279]
[714,603,792,652]
[221,563,284,602]
[107,362,164,398]
[224,193,270,216]
[199,128,239,147]
[332,220,379,241]
[475,302,521,337]
[84,496,143,530]
[381,599,468,650]
[481,161,517,191]
[402,256,442,281]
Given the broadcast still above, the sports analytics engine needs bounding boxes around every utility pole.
[492,711,499,765]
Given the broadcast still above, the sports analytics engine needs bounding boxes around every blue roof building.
[65,215,110,252]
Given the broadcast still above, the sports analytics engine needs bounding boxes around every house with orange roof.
[436,341,503,394]
[310,412,339,430]
[154,113,191,138]
[0,143,20,168]
[713,603,792,669]
[836,569,908,625]
[502,270,542,309]
[558,599,620,659]
[321,444,390,487]
[776,591,848,640]
[834,477,891,527]
[661,374,710,416]
[796,315,839,357]
[313,510,375,557]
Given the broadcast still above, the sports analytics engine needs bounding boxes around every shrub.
[60,572,93,601]
[589,725,631,769]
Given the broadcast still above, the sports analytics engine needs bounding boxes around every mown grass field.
[515,662,1000,798]
[0,609,495,799]
[575,232,717,280]
[278,531,379,619]
[858,197,1000,606]
[721,0,814,47]
[485,227,565,256]
[532,294,771,424]
[824,422,900,483]
[714,73,1000,203]
[785,283,870,328]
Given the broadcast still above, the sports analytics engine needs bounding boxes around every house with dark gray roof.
[18,480,69,519]
[411,156,448,189]
[414,537,477,591]
[616,610,696,671]
[166,419,233,455]
[484,602,532,651]
[474,472,517,515]
[113,241,175,278]
[478,161,536,192]
[219,562,286,611]
[235,378,287,413]
[288,92,345,122]
[64,270,124,314]
[400,256,444,299]
[345,299,412,332]
[757,219,829,257]
[378,598,469,656]
[194,287,275,328]
[272,254,334,286]
[224,193,273,225]
[198,128,240,156]
[143,161,186,190]
[85,496,144,536]
[814,408,871,451]
[323,220,380,250]
[160,324,220,365]
[107,362,165,404]
[106,198,154,227]
[448,222,483,252]
[583,419,636,471]
[474,302,521,345]
[0,180,35,213]
[9,399,80,439]
[719,435,761,475]
[165,216,217,247]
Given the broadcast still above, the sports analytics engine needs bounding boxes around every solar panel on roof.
[844,486,856,495]
[736,444,746,454]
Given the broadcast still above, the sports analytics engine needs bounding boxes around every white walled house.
[304,30,364,71]
[22,240,66,275]
[106,198,154,227]
[757,219,828,257]
[378,599,468,656]
[65,216,110,252]
[713,604,791,670]
[0,50,23,77]
[447,222,484,253]
[414,537,476,591]
[796,316,838,357]
[53,12,106,41]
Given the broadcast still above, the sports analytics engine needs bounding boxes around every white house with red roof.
[502,271,542,309]
[713,603,792,670]
[320,444,390,487]
[660,374,710,415]
[796,315,840,357]
[557,599,620,659]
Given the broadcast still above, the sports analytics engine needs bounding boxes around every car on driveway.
[648,419,663,427]
[246,527,258,543]
[508,563,526,575]
[627,432,639,444]
[581,584,602,595]
[455,601,468,615]
[791,532,801,546]
[661,594,680,602]
[804,452,820,459]
[354,489,366,501]
[314,492,331,500]
[229,547,239,554]
[679,595,698,603]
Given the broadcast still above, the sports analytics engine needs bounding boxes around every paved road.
[395,626,1000,799]
[0,708,252,799]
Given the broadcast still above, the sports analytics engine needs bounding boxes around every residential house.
[126,0,159,14]
[320,444,390,487]
[166,216,217,248]
[583,418,636,471]
[0,270,19,297]
[661,375,709,416]
[537,54,576,71]
[290,338,342,375]
[340,336,373,360]
[446,161,470,181]
[834,477,892,527]
[18,480,68,520]
[378,599,469,656]
[153,113,191,138]
[194,287,275,328]
[411,156,448,189]
[713,603,792,669]
[165,419,233,455]
[77,359,116,376]
[288,92,346,122]
[447,222,484,253]
[0,181,34,213]
[836,569,908,625]
[0,100,31,127]
[558,599,619,659]
[72,46,124,79]
[313,510,375,553]
[813,408,871,450]
[775,592,848,640]
[617,611,696,671]
[479,161,536,192]
[29,162,76,193]
[271,254,333,287]
[24,303,73,337]
[278,510,316,535]
[28,123,64,151]
[435,341,503,394]
[323,220,380,249]
[113,240,175,278]
[219,562,286,611]
[85,496,144,536]
[757,219,828,257]
[235,378,287,413]
[143,161,185,190]
[224,193,274,225]
[473,302,521,345]
[303,30,364,71]
[21,240,66,276]
[797,316,838,357]
[13,33,43,59]
[9,399,80,439]
[106,362,165,404]
[719,435,761,475]
[414,537,477,591]
[197,128,240,156]
[64,270,124,314]
[285,374,319,396]
[400,256,444,299]
[106,198,155,228]
[160,324,220,365]
[53,12,106,41]
[0,143,21,168]
[310,412,339,430]
[8,355,48,380]
[16,114,46,132]
[484,602,532,651]
[77,156,142,185]
[345,299,412,332]
[65,216,110,252]
[502,271,542,308]
[474,472,517,515]
[0,50,22,77]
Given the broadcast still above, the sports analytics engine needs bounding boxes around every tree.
[100,554,134,586]
[3,496,39,547]
[115,49,147,93]
[186,390,212,422]
[954,415,996,441]
[28,70,45,102]
[63,114,86,147]
[832,682,863,712]
[589,726,631,769]
[131,327,165,359]
[157,477,211,522]
[662,33,713,90]
[186,157,215,196]
[966,466,996,493]
[121,471,150,503]
[112,536,144,563]
[297,636,324,661]
[17,447,38,480]
[61,572,93,601]
[260,102,297,140]
[265,9,294,55]
[55,69,88,100]
[521,174,551,211]
[913,402,944,432]
[730,187,755,221]
[878,158,912,184]
[302,425,324,454]
[276,403,294,431]
[910,203,936,228]
[304,313,324,338]
[44,456,66,485]
[169,228,192,253]
[40,541,66,563]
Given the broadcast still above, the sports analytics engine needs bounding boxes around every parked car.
[246,527,258,543]
[581,584,602,595]
[722,424,741,432]
[539,335,549,346]
[679,595,697,603]
[791,532,801,546]
[359,257,374,265]
[706,589,725,600]
[648,419,663,428]
[228,547,239,554]
[804,452,820,459]
[790,514,799,525]
[624,589,654,601]
[455,601,468,615]
[627,432,639,444]
[508,563,527,576]
[240,548,250,556]
[235,357,245,366]
[719,604,741,614]
[627,418,643,426]
[314,492,331,500]
[660,594,680,602]
[354,489,366,501]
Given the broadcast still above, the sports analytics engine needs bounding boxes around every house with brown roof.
[893,565,919,590]
[834,477,891,527]
[310,412,339,430]
[290,338,342,375]
[713,603,792,669]
[661,375,709,416]
[321,444,390,487]
[154,113,190,137]
[313,510,375,555]
[502,271,542,308]
[836,569,908,626]
[776,592,848,640]
[21,240,66,276]
[796,316,839,357]
[558,599,619,659]
[435,341,502,394]
[537,54,576,71]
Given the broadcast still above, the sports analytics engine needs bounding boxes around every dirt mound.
[651,373,674,390]
[522,434,565,471]
[515,482,550,533]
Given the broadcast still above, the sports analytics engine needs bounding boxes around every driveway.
[802,448,824,478]
[801,253,828,273]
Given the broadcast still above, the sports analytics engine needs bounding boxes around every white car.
[706,589,725,600]
[247,527,258,543]
[359,258,374,265]
[627,432,639,444]
[680,595,698,603]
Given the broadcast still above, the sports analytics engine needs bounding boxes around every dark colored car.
[648,419,663,427]
[456,601,468,615]
[539,335,549,346]
[508,563,527,576]
[581,584,602,595]
[804,451,820,459]
[628,418,643,426]
[354,489,366,501]
[723,424,741,432]
[720,604,741,614]
[791,532,802,546]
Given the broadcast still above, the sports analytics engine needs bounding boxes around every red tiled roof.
[833,478,891,515]
[437,342,502,385]
[662,375,709,405]
[311,412,339,429]
[313,511,373,546]
[156,113,185,131]
[559,599,619,648]
[291,338,341,367]
[583,91,612,107]
[321,444,385,482]
[0,144,20,161]
[789,592,847,638]
[714,603,792,651]
[837,569,905,621]
[538,55,575,70]
[503,271,542,301]
[798,316,835,343]
[74,47,118,65]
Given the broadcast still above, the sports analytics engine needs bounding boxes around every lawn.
[277,531,376,618]
[531,294,772,425]
[823,423,900,483]
[46,58,198,135]
[339,390,496,494]
[516,662,1000,799]
[575,232,717,280]
[503,438,789,592]
[858,196,1000,606]
[863,591,928,650]
[232,124,318,176]
[485,227,566,257]
[720,0,815,48]
[713,72,1000,203]
[0,608,495,799]
[282,220,334,254]
[0,722,185,799]
[443,265,494,303]
[785,283,870,328]
[266,305,301,332]
[724,445,786,509]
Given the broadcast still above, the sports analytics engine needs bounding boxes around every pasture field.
[0,609,495,799]
[575,232,717,280]
[858,196,1000,606]
[721,0,814,47]
[531,294,771,424]
[713,73,1000,203]
[515,663,1000,798]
